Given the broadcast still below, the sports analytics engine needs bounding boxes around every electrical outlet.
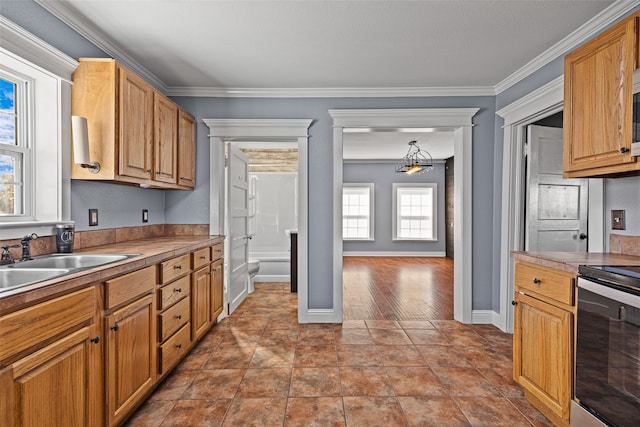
[611,209,626,230]
[89,209,98,226]
[142,209,149,223]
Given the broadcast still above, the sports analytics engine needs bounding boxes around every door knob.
[579,233,588,240]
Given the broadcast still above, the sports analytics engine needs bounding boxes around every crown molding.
[329,108,479,128]
[496,76,563,126]
[34,0,168,92]
[0,16,78,81]
[494,0,640,95]
[166,86,496,98]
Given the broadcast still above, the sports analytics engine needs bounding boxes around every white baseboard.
[301,309,340,323]
[471,310,502,327]
[343,251,446,257]
[254,274,290,282]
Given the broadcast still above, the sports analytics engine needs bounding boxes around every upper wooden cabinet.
[71,59,195,190]
[178,109,196,188]
[563,12,640,177]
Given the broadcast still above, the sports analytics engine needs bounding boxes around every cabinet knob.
[175,315,182,320]
[180,176,186,180]
[200,256,206,260]
[111,324,119,332]
[174,287,182,293]
[512,300,518,306]
[175,265,183,270]
[533,278,541,284]
[175,344,182,349]
[620,147,630,153]
[207,272,212,276]
[90,336,101,344]
[147,169,152,173]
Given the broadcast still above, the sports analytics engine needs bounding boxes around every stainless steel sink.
[7,254,137,270]
[0,253,140,293]
[0,268,71,291]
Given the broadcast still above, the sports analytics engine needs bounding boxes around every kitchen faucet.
[20,233,38,261]
[0,244,20,265]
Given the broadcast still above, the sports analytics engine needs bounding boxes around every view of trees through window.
[0,76,21,215]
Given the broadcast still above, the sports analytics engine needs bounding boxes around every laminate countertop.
[0,235,224,314]
[511,251,640,275]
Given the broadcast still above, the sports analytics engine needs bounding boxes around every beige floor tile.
[284,397,346,427]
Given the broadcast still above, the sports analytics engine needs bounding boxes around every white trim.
[392,183,438,242]
[472,310,501,325]
[330,108,477,325]
[494,0,640,94]
[32,1,637,97]
[343,251,446,257]
[166,86,496,98]
[204,118,312,323]
[496,77,604,334]
[0,16,78,82]
[306,309,337,323]
[33,0,167,92]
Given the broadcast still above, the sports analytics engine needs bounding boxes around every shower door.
[227,145,250,313]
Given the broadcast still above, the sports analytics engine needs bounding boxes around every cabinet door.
[0,326,100,427]
[177,109,196,188]
[106,294,155,427]
[513,292,572,423]
[119,67,153,180]
[191,265,211,341]
[211,258,224,321]
[563,15,637,176]
[154,93,178,184]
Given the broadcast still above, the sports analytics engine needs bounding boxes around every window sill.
[0,221,74,240]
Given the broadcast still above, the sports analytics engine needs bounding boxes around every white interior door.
[526,125,589,251]
[227,145,250,314]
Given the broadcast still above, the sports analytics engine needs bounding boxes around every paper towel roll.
[71,116,90,165]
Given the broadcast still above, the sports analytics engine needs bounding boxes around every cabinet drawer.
[0,287,95,363]
[158,296,190,342]
[158,275,190,311]
[159,254,190,284]
[105,266,156,309]
[192,247,211,270]
[211,243,223,261]
[159,323,191,374]
[515,262,575,306]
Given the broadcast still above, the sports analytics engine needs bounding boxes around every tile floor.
[126,281,554,426]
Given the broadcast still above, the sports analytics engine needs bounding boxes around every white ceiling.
[35,0,623,159]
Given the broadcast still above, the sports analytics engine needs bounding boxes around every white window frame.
[0,17,78,239]
[392,183,437,241]
[342,183,374,241]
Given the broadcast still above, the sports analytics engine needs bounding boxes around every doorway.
[330,109,479,325]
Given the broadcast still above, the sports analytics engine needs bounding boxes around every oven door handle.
[578,277,640,310]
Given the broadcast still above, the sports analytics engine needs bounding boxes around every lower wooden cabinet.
[513,261,575,427]
[191,264,211,341]
[211,258,223,321]
[0,287,101,427]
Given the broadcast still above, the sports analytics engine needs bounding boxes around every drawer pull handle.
[620,147,630,153]
[532,278,541,284]
[175,315,182,320]
[174,287,182,293]
[90,336,101,344]
[111,324,119,332]
[175,344,182,349]
[175,265,183,270]
[207,272,212,276]
[200,256,206,260]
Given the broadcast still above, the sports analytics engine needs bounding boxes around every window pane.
[0,150,23,215]
[0,78,16,146]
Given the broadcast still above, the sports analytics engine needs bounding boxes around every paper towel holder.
[71,116,100,173]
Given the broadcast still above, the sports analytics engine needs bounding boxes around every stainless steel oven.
[574,266,640,427]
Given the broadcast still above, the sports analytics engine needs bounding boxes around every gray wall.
[604,177,640,249]
[342,162,446,253]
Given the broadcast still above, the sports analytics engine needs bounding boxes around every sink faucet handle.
[1,244,19,265]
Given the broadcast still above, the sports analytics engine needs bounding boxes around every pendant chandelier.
[395,140,433,175]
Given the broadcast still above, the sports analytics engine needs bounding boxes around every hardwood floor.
[343,257,454,321]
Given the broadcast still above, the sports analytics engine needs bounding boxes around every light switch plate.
[89,209,98,227]
[611,209,626,230]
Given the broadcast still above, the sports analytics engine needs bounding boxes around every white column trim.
[496,75,604,333]
[330,108,478,325]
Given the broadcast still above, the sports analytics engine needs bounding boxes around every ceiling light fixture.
[395,140,433,175]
